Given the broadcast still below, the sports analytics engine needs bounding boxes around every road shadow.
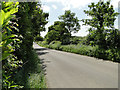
[37,51,49,56]
[39,58,51,76]
[34,47,50,76]
[34,48,49,51]
[34,47,49,56]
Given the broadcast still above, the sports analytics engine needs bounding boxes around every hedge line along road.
[33,42,118,88]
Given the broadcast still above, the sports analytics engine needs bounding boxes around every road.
[33,43,118,88]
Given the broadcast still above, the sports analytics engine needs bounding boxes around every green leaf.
[10,85,19,88]
[0,10,5,26]
[2,51,10,60]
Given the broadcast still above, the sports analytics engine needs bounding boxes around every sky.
[40,0,120,37]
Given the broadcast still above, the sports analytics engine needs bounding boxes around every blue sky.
[40,0,119,37]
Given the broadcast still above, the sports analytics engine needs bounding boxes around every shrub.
[41,41,48,45]
[60,44,94,56]
[37,41,120,62]
[49,41,62,50]
[37,41,49,48]
[94,47,107,59]
[106,49,120,62]
[35,36,43,41]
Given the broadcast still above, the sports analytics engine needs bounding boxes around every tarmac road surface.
[33,42,118,88]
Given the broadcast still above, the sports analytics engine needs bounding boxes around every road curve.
[33,43,118,88]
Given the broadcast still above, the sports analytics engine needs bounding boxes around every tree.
[59,10,80,35]
[45,30,59,44]
[82,0,119,49]
[15,2,49,62]
[46,10,80,44]
[32,4,49,37]
[45,21,70,44]
[82,0,120,61]
[16,2,37,49]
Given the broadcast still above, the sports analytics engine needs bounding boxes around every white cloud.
[62,0,94,10]
[72,26,89,37]
[62,5,70,11]
[42,0,119,10]
[42,5,50,12]
[52,5,57,9]
[70,0,93,8]
[111,0,119,9]
[42,0,95,10]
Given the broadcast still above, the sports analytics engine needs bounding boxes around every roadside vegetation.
[1,1,48,89]
[36,0,120,62]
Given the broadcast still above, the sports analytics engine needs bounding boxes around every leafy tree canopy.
[82,0,119,49]
[45,21,70,44]
[32,4,49,36]
[59,10,80,34]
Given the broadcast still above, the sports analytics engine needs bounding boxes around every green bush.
[70,36,87,45]
[106,49,120,62]
[60,44,120,62]
[42,41,48,45]
[49,41,62,50]
[35,36,43,41]
[37,41,49,48]
[37,41,120,62]
[94,47,107,59]
[60,44,94,56]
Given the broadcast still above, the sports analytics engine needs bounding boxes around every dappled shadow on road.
[34,47,49,56]
[37,52,48,56]
[34,47,51,76]
[34,48,49,51]
[39,58,51,76]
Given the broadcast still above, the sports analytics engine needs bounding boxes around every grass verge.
[36,41,120,62]
[14,49,47,88]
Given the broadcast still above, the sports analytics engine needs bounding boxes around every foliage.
[36,41,49,48]
[49,41,62,50]
[82,0,119,48]
[70,36,87,45]
[45,21,71,44]
[82,0,119,61]
[15,2,48,62]
[106,49,120,62]
[34,35,43,41]
[45,30,60,44]
[14,50,47,88]
[16,2,37,52]
[38,42,120,62]
[59,10,80,34]
[1,2,24,89]
[14,2,48,88]
[60,44,95,56]
[1,2,48,89]
[45,10,80,44]
[32,4,49,36]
